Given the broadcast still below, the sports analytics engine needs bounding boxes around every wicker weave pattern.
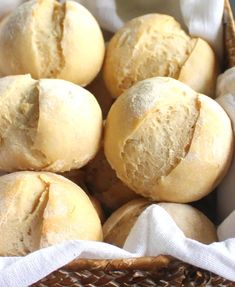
[32,259,235,287]
[33,1,235,286]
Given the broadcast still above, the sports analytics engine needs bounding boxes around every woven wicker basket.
[33,1,235,286]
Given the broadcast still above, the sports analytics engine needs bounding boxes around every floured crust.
[103,14,217,98]
[103,200,217,247]
[178,38,218,98]
[0,75,103,172]
[104,77,233,202]
[103,199,150,247]
[157,203,217,244]
[32,0,66,78]
[0,0,105,86]
[0,171,103,256]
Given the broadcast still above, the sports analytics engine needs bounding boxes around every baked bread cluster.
[0,0,232,255]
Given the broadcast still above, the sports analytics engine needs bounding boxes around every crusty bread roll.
[58,170,105,222]
[104,77,233,203]
[103,199,150,247]
[103,14,218,98]
[103,199,217,247]
[0,0,105,86]
[0,75,102,172]
[0,171,103,256]
[85,148,139,211]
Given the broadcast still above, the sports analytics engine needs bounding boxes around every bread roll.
[0,0,105,86]
[103,14,218,98]
[0,171,103,256]
[0,75,102,172]
[58,170,105,222]
[85,148,139,211]
[104,77,233,202]
[103,199,217,247]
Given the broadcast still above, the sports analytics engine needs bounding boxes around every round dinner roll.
[103,199,217,248]
[0,171,103,256]
[104,77,233,203]
[58,170,105,222]
[0,0,105,86]
[103,14,218,98]
[85,148,139,211]
[0,75,102,172]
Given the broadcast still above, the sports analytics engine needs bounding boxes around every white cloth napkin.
[124,206,235,281]
[72,0,224,57]
[216,67,235,222]
[0,0,23,19]
[218,210,235,241]
[0,205,234,286]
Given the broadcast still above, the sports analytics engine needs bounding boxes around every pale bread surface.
[104,77,233,202]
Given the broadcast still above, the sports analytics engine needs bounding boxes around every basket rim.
[65,255,172,271]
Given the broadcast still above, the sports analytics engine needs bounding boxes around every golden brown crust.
[0,171,103,256]
[0,75,103,172]
[178,38,218,98]
[103,199,151,247]
[103,14,217,98]
[103,200,217,247]
[104,77,233,202]
[0,0,105,86]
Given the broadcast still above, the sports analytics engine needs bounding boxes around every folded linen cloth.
[218,210,235,241]
[0,0,23,19]
[71,0,224,57]
[216,67,235,222]
[0,205,234,287]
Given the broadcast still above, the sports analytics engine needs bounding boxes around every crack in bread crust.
[0,174,50,255]
[0,78,49,170]
[32,1,65,78]
[121,97,201,196]
[22,177,50,253]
